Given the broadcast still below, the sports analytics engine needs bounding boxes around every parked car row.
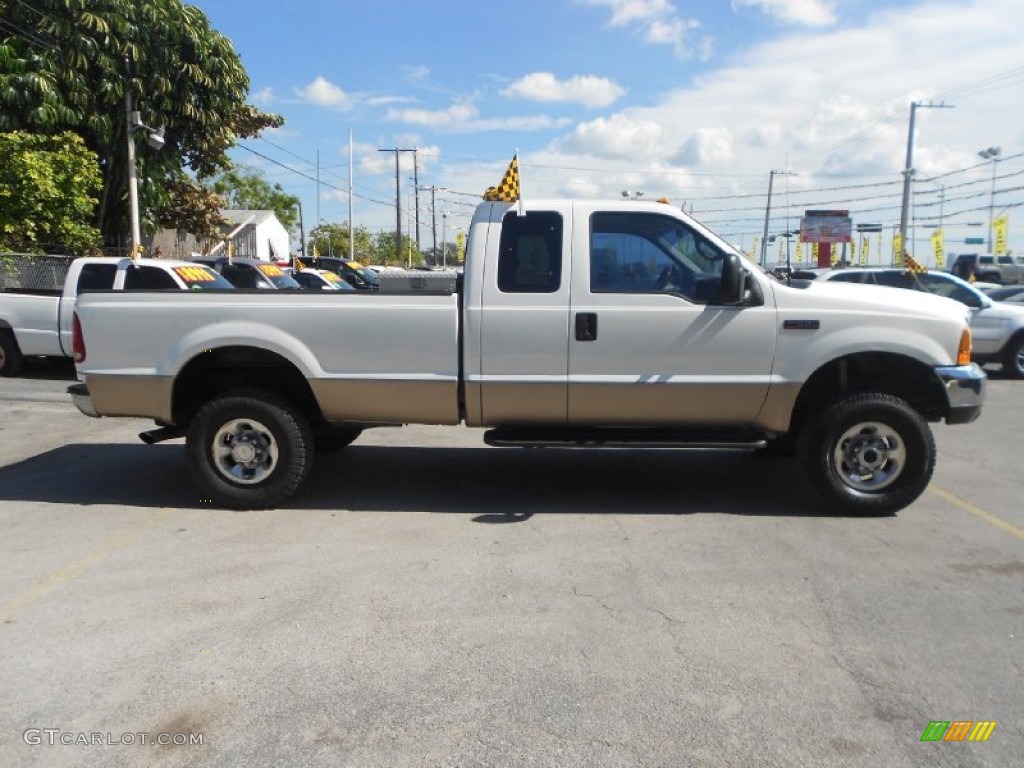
[790,267,1024,378]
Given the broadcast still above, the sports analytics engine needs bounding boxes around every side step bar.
[483,427,767,451]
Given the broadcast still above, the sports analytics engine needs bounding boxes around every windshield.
[171,265,235,290]
[254,262,302,289]
[347,261,379,285]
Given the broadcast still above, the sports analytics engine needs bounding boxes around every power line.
[236,143,393,208]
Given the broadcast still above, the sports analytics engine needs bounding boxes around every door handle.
[575,312,598,341]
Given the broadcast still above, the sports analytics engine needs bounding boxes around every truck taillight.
[957,327,971,366]
[72,312,86,363]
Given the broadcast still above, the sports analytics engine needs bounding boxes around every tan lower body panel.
[471,381,569,427]
[311,378,460,425]
[568,381,771,427]
[86,374,174,422]
[468,379,792,430]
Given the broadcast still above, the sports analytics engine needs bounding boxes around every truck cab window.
[497,211,563,293]
[76,263,117,291]
[590,212,726,303]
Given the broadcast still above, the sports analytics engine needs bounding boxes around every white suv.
[797,267,1024,378]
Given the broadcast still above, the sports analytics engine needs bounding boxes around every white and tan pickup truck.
[69,199,986,514]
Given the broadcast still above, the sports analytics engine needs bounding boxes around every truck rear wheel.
[0,331,25,377]
[797,393,934,516]
[186,389,313,509]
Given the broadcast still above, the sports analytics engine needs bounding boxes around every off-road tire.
[797,393,935,516]
[186,389,313,509]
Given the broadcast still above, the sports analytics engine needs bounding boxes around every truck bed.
[74,289,463,425]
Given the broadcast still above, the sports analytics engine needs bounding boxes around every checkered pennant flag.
[483,155,520,202]
[903,252,927,274]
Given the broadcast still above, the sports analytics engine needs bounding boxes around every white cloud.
[555,113,665,159]
[294,76,350,109]
[386,102,571,133]
[251,86,274,105]
[676,127,735,166]
[403,65,431,82]
[583,0,711,58]
[731,0,838,26]
[502,73,626,108]
[387,102,479,128]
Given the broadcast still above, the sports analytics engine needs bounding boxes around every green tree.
[0,0,282,246]
[0,131,102,254]
[372,231,422,267]
[211,166,300,233]
[309,223,376,262]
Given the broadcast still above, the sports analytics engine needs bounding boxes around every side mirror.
[719,252,745,305]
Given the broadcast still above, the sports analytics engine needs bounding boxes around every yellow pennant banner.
[892,232,903,265]
[931,228,944,267]
[993,215,1008,256]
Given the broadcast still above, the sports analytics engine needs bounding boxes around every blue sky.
[193,0,1024,261]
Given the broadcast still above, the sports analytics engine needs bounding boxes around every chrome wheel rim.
[833,421,906,492]
[211,418,278,485]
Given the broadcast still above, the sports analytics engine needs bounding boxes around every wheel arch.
[787,352,947,438]
[171,345,324,428]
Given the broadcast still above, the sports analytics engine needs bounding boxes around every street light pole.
[978,147,1001,251]
[123,58,164,258]
[124,74,142,255]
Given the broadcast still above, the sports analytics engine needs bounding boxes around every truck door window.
[123,266,178,289]
[76,263,117,291]
[497,211,563,293]
[590,212,725,303]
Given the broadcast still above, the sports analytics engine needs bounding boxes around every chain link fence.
[1,253,77,292]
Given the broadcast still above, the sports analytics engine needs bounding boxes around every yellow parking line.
[929,485,1024,542]
[0,511,171,625]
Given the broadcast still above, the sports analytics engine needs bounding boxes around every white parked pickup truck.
[0,256,232,375]
[69,200,986,514]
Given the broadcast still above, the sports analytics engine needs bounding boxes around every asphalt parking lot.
[0,361,1021,767]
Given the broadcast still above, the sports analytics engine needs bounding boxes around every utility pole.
[417,185,446,266]
[348,130,354,260]
[759,169,793,267]
[898,101,953,258]
[411,151,421,250]
[379,147,417,262]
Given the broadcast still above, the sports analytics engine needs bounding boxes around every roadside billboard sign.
[800,210,852,243]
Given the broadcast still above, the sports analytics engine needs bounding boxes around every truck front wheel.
[798,393,934,516]
[186,389,313,509]
[0,331,25,377]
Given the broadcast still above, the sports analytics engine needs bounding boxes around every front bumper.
[67,382,100,418]
[934,363,986,425]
